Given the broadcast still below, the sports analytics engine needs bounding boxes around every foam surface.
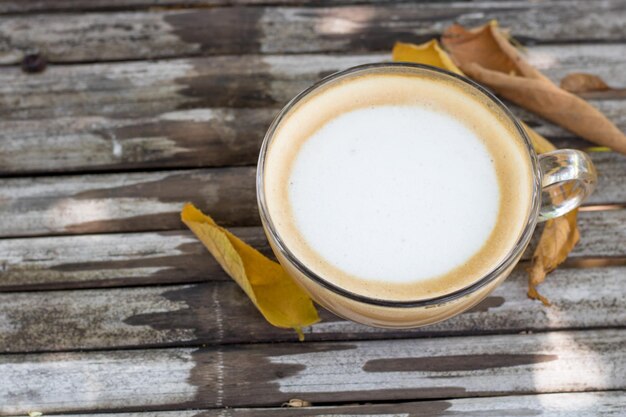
[288,105,500,283]
[262,67,534,301]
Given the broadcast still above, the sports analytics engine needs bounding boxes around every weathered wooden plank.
[0,0,318,13]
[587,153,626,205]
[0,1,398,14]
[0,109,275,174]
[0,228,271,290]
[0,2,625,64]
[2,44,625,174]
[0,166,259,237]
[1,208,625,291]
[2,101,625,175]
[2,45,625,119]
[10,391,624,417]
[0,1,476,14]
[0,153,624,237]
[1,264,624,352]
[1,329,624,413]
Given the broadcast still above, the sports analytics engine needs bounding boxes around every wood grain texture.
[2,44,626,174]
[0,2,625,64]
[1,1,624,414]
[0,166,258,237]
[0,0,468,14]
[0,228,269,290]
[1,329,624,413]
[4,45,626,120]
[5,391,625,416]
[0,153,624,237]
[1,208,625,291]
[0,109,274,175]
[1,265,625,352]
[1,102,625,175]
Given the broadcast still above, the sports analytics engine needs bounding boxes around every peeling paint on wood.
[1,265,624,352]
[0,349,201,414]
[1,329,623,413]
[0,167,258,237]
[0,109,275,174]
[1,101,625,174]
[1,45,626,174]
[0,228,270,290]
[0,156,624,237]
[5,390,623,416]
[3,45,626,120]
[1,209,625,290]
[1,1,625,415]
[362,353,559,372]
[0,2,625,64]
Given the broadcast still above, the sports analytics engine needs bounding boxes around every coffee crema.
[262,67,534,301]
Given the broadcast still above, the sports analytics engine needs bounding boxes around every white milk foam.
[288,105,500,283]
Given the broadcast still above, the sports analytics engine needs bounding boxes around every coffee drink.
[261,66,534,302]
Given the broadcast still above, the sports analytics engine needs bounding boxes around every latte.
[261,66,534,302]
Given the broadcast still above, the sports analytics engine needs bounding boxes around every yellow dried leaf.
[181,203,319,340]
[560,73,611,94]
[392,36,579,304]
[392,40,462,74]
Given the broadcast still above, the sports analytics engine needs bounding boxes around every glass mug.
[257,63,597,328]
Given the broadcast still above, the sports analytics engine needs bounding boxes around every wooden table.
[1,1,625,415]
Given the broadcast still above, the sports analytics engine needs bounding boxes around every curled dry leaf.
[391,36,579,304]
[442,22,626,155]
[520,123,580,304]
[560,73,610,94]
[181,203,319,340]
[527,211,580,306]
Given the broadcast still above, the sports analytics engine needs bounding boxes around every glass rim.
[257,62,542,308]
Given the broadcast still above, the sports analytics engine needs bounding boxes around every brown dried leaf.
[560,73,611,93]
[441,22,548,80]
[527,211,580,306]
[520,123,580,305]
[442,22,626,155]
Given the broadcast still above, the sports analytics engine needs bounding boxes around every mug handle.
[537,149,597,222]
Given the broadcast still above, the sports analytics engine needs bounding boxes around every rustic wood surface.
[6,391,625,417]
[3,45,625,119]
[1,208,625,291]
[1,265,625,352]
[0,1,625,64]
[2,329,625,413]
[1,45,626,174]
[15,0,604,14]
[0,153,625,238]
[0,0,348,13]
[1,0,625,416]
